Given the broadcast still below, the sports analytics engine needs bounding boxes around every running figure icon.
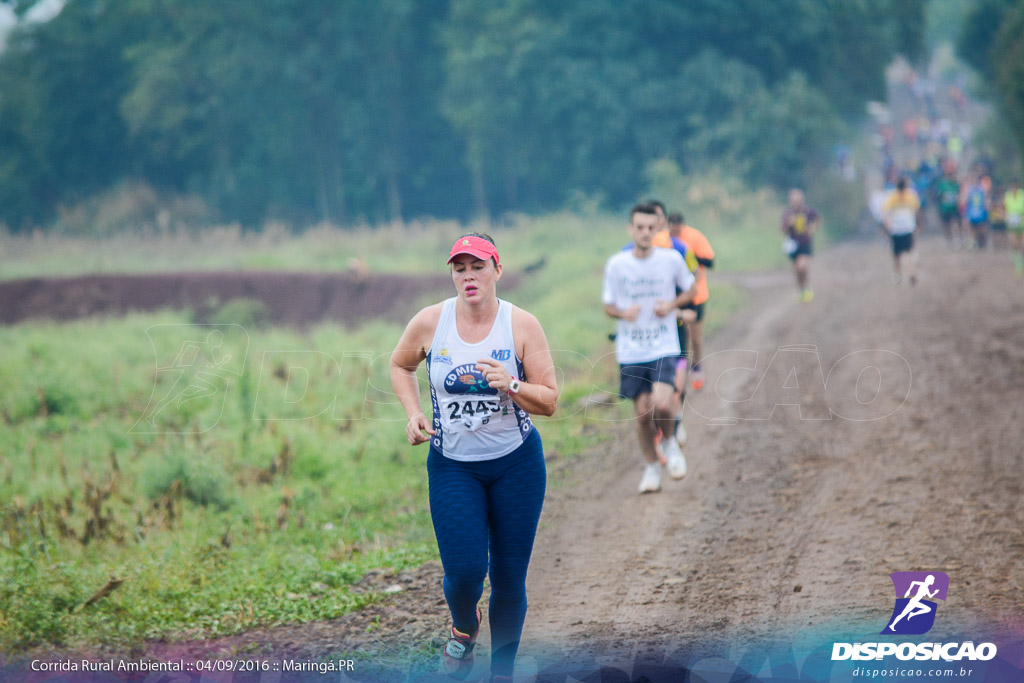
[133,324,248,434]
[882,571,948,635]
[144,330,233,426]
[888,574,938,631]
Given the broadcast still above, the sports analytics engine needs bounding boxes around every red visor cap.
[447,236,500,267]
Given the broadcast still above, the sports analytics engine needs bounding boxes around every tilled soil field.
[0,270,454,327]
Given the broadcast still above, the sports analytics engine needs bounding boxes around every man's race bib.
[624,322,671,349]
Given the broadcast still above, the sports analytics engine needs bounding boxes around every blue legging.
[427,429,546,677]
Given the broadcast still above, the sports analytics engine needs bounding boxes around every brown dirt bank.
[0,271,513,327]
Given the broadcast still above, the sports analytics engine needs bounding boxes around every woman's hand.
[406,413,435,445]
[476,358,512,392]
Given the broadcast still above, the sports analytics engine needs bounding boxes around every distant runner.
[1006,179,1024,276]
[649,204,698,451]
[780,189,820,302]
[934,164,962,248]
[963,175,989,250]
[671,213,715,393]
[882,177,921,285]
[604,203,695,492]
[990,184,1008,251]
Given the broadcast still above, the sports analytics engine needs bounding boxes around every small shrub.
[0,564,74,650]
[35,384,78,417]
[141,452,232,510]
[208,298,272,329]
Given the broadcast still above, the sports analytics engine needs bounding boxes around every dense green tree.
[439,0,870,212]
[927,0,974,49]
[888,0,927,64]
[0,0,135,227]
[992,3,1024,166]
[0,0,924,228]
[718,73,840,189]
[120,0,461,225]
[956,0,1024,172]
[957,0,1015,81]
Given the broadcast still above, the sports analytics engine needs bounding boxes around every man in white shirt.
[603,203,696,493]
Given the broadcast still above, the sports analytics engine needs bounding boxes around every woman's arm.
[389,305,442,445]
[477,307,559,417]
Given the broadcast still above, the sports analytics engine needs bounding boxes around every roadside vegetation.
[0,169,864,654]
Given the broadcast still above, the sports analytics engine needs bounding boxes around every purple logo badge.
[882,571,949,635]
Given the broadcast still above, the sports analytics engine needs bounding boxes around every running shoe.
[800,288,814,303]
[443,609,481,678]
[674,416,688,448]
[638,462,662,493]
[691,369,705,392]
[663,437,688,480]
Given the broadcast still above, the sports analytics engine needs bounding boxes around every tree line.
[0,0,925,230]
[959,0,1024,175]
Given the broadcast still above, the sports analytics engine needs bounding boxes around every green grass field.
[0,186,834,654]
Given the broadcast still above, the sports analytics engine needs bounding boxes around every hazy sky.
[0,5,15,44]
[0,0,66,50]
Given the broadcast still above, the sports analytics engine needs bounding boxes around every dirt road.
[514,234,1024,675]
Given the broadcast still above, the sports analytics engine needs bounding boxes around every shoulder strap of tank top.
[429,297,456,357]
[497,299,520,362]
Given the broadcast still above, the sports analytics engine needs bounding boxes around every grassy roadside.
[1,187,834,654]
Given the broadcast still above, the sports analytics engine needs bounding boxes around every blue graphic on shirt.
[444,364,499,395]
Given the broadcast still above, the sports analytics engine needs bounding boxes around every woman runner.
[390,234,559,681]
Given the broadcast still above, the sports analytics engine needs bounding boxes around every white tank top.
[426,297,533,461]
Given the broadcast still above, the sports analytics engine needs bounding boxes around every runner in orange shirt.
[670,213,715,392]
[651,203,698,451]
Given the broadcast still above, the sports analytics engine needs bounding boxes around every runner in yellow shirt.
[1005,179,1024,276]
[882,178,921,285]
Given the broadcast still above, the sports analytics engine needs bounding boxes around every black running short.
[788,242,812,260]
[619,356,677,399]
[891,232,914,256]
[681,302,705,322]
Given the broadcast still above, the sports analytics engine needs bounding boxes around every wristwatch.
[508,378,521,395]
